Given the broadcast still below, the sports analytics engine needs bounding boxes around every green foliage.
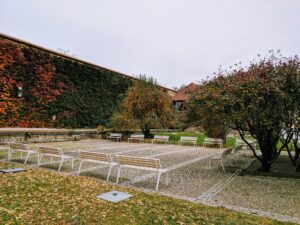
[154,131,236,147]
[0,37,132,128]
[155,131,205,145]
[188,52,300,171]
[110,75,174,136]
[50,58,131,128]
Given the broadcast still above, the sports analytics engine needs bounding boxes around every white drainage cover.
[0,168,26,173]
[97,191,133,203]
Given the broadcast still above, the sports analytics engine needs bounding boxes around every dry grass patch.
[0,162,294,225]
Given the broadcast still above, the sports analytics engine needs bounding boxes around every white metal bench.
[8,142,39,164]
[78,151,117,181]
[38,146,74,171]
[152,135,169,144]
[179,136,197,146]
[235,138,257,149]
[0,144,9,158]
[128,134,145,143]
[203,137,223,149]
[107,133,122,142]
[115,155,166,191]
[209,148,233,172]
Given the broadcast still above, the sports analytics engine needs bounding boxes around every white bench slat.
[8,142,39,164]
[235,138,257,149]
[38,146,73,171]
[128,134,145,143]
[79,151,112,163]
[9,143,29,151]
[77,151,115,180]
[107,133,122,142]
[203,138,223,149]
[39,146,62,156]
[152,135,169,144]
[179,136,197,145]
[115,155,164,191]
[116,155,160,169]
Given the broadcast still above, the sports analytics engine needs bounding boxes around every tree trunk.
[296,161,300,172]
[257,136,279,172]
[258,158,271,172]
[142,126,152,138]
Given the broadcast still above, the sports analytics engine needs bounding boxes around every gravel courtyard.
[1,139,299,223]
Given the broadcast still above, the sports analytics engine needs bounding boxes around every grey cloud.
[1,0,299,88]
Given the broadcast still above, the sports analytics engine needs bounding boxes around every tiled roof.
[0,32,177,94]
[172,83,199,101]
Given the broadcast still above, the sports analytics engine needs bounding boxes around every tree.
[110,75,174,137]
[188,52,300,171]
[282,103,300,171]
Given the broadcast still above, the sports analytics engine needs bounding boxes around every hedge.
[0,37,132,128]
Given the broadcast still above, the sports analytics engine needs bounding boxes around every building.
[172,83,199,110]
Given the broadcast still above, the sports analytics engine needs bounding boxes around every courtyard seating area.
[0,139,299,224]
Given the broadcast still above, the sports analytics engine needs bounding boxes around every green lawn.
[0,162,293,225]
[155,131,236,148]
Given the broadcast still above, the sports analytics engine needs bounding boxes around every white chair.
[152,135,169,144]
[8,143,39,164]
[128,134,145,143]
[107,133,122,142]
[115,155,167,191]
[179,136,197,146]
[78,151,117,181]
[38,146,74,171]
[208,148,232,172]
[235,138,257,149]
[203,138,223,149]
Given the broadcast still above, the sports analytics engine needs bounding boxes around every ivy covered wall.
[0,37,132,128]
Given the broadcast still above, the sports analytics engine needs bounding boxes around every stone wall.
[0,129,101,143]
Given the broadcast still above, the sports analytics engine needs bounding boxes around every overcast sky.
[1,0,299,89]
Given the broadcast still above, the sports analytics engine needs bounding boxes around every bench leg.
[156,171,162,191]
[71,158,74,169]
[107,164,113,181]
[38,155,43,167]
[232,156,238,166]
[165,173,170,186]
[37,153,40,164]
[208,158,212,169]
[116,167,121,184]
[220,159,225,172]
[229,156,233,166]
[7,149,11,161]
[78,160,83,175]
[24,152,30,164]
[58,158,64,171]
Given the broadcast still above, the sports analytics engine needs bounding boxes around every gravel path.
[213,175,300,219]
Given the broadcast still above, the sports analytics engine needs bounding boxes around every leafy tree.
[282,106,300,171]
[110,75,174,137]
[188,52,300,171]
